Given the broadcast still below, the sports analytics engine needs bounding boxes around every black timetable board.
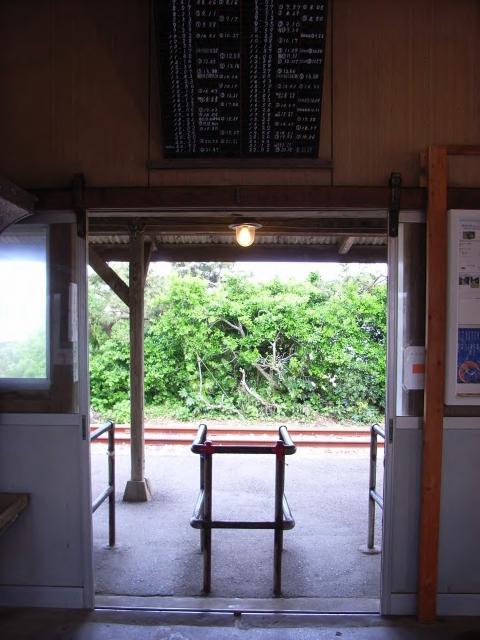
[154,1,328,158]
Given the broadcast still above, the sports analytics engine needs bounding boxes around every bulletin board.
[154,0,328,158]
[445,210,480,404]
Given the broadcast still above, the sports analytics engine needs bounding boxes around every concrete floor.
[92,445,382,606]
[1,607,480,639]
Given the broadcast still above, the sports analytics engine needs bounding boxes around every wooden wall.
[333,0,480,187]
[0,0,150,187]
[1,0,479,190]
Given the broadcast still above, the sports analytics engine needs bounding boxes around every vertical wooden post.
[123,224,151,502]
[418,145,448,622]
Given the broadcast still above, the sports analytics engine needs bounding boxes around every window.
[0,227,48,383]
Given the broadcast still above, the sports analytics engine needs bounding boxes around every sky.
[150,261,387,281]
[0,230,47,345]
[0,260,46,343]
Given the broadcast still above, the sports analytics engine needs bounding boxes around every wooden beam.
[144,240,153,279]
[89,216,387,236]
[93,243,387,264]
[418,145,448,623]
[419,150,428,188]
[147,158,333,170]
[30,185,420,211]
[29,184,480,213]
[123,224,151,502]
[88,246,130,307]
[72,173,87,238]
[338,236,355,255]
[0,175,35,233]
[446,144,480,156]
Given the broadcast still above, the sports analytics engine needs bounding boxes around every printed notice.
[458,221,480,324]
[457,328,480,385]
[446,210,480,403]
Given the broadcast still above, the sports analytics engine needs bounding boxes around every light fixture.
[229,222,262,247]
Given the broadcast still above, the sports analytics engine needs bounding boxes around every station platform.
[92,444,382,607]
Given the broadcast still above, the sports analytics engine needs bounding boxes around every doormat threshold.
[95,594,379,614]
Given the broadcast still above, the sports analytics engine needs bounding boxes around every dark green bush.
[89,267,386,424]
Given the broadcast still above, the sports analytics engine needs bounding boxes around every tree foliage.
[0,331,47,378]
[170,262,233,284]
[89,265,387,424]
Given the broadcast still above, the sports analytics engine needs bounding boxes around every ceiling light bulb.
[236,224,255,247]
[230,223,261,247]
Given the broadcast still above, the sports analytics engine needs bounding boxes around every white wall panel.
[0,415,86,594]
[438,419,480,595]
[390,423,422,595]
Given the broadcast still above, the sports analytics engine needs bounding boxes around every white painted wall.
[0,415,92,608]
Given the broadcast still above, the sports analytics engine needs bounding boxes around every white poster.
[458,221,480,324]
[446,210,480,403]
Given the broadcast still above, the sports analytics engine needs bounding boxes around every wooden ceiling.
[88,212,387,263]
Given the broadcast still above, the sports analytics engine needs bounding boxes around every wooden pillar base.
[122,479,152,503]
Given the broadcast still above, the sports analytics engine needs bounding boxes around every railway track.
[90,423,381,448]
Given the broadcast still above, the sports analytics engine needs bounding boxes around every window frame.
[0,224,51,389]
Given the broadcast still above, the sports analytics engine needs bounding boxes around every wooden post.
[123,224,151,502]
[0,174,35,233]
[418,145,448,622]
[88,246,130,307]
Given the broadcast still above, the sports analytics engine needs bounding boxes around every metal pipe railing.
[191,423,297,456]
[91,420,115,547]
[367,422,385,551]
[190,423,296,595]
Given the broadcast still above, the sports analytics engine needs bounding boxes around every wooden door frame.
[419,144,480,623]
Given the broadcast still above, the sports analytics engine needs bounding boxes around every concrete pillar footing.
[123,478,152,502]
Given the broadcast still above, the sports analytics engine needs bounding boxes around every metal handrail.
[91,420,115,547]
[191,423,296,455]
[367,422,385,551]
[190,423,296,595]
[191,422,208,450]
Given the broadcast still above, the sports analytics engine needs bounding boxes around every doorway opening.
[88,256,388,612]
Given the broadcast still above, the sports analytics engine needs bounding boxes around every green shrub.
[89,267,386,424]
